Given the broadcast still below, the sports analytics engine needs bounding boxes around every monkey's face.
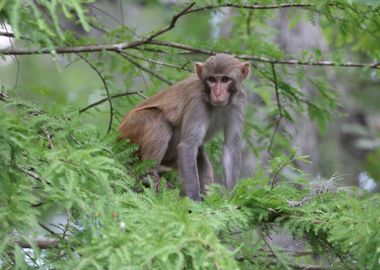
[195,54,250,107]
[205,75,233,107]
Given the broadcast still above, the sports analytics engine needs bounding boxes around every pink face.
[205,75,232,107]
[195,55,250,107]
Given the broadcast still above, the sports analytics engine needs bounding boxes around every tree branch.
[122,51,192,72]
[146,2,195,41]
[1,2,379,71]
[79,91,146,113]
[0,39,150,55]
[118,52,172,85]
[0,3,195,56]
[270,154,296,189]
[268,63,283,155]
[184,2,318,15]
[150,40,380,69]
[76,54,114,134]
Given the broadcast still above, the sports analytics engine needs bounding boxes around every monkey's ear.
[241,62,250,80]
[195,62,204,79]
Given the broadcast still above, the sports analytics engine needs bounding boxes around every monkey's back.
[118,75,203,144]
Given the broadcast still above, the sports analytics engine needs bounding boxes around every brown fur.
[118,54,250,200]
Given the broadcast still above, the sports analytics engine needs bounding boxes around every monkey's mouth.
[211,100,228,107]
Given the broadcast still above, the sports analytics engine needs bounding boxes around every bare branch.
[122,51,192,72]
[146,2,195,41]
[76,54,114,134]
[148,40,215,55]
[270,154,296,189]
[150,40,380,69]
[79,91,146,113]
[85,3,139,38]
[0,2,379,71]
[184,3,318,15]
[0,40,145,55]
[257,229,287,269]
[268,63,283,155]
[55,218,70,260]
[0,3,195,56]
[39,222,57,235]
[239,54,380,69]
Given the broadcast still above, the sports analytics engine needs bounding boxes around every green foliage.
[0,0,93,41]
[0,0,380,269]
[0,95,379,269]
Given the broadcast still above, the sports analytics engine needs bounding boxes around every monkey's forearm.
[177,143,201,200]
[222,145,241,189]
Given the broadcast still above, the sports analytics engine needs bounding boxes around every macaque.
[118,54,250,201]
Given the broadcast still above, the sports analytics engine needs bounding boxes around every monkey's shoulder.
[130,76,204,126]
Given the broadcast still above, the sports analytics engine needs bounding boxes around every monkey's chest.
[204,114,226,141]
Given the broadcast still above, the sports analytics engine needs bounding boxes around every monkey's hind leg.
[197,147,214,195]
[139,111,173,192]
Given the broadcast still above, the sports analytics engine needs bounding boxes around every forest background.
[0,0,379,269]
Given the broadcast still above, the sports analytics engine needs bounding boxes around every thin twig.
[183,3,321,15]
[148,40,215,56]
[85,3,139,38]
[76,54,114,134]
[133,47,172,55]
[43,128,54,149]
[270,153,296,189]
[268,63,283,155]
[257,229,287,270]
[23,250,40,267]
[122,51,192,72]
[79,91,146,113]
[118,52,172,85]
[150,40,380,69]
[39,222,57,235]
[55,218,70,260]
[18,166,51,185]
[0,39,145,55]
[146,2,195,41]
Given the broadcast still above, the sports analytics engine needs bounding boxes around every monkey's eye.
[221,76,230,83]
[207,77,216,83]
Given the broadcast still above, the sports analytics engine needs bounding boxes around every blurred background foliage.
[0,0,380,269]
